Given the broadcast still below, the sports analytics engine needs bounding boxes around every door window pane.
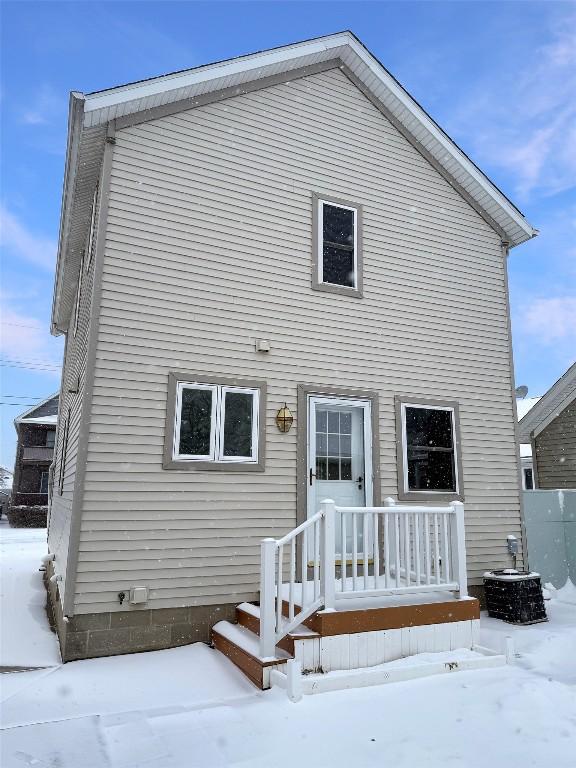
[340,412,352,433]
[328,457,340,481]
[315,406,361,482]
[223,391,254,458]
[316,457,327,480]
[341,458,352,481]
[178,387,213,456]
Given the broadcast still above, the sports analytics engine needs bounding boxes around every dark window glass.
[341,458,352,481]
[405,407,453,448]
[45,430,56,448]
[323,204,354,246]
[223,392,254,457]
[405,407,456,492]
[328,457,340,481]
[322,245,354,288]
[179,388,213,456]
[340,435,351,457]
[316,457,327,480]
[524,467,534,490]
[322,203,355,288]
[340,412,352,434]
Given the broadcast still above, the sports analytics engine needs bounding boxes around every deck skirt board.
[301,597,480,636]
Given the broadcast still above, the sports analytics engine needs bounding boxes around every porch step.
[211,620,290,690]
[236,602,320,654]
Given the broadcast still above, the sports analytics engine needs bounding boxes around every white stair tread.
[237,602,260,618]
[236,603,319,638]
[213,621,291,663]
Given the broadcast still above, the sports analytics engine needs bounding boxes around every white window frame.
[400,402,460,495]
[172,382,259,464]
[317,199,358,290]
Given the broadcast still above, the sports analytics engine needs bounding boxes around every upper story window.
[396,398,463,501]
[45,430,56,448]
[164,373,266,471]
[312,194,363,298]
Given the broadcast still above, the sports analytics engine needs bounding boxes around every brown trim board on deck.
[300,598,480,637]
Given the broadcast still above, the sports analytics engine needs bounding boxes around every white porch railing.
[259,497,468,658]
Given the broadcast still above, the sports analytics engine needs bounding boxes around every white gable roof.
[51,31,537,333]
[518,363,576,441]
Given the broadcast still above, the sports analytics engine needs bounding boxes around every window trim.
[395,396,464,502]
[312,192,363,298]
[164,372,266,471]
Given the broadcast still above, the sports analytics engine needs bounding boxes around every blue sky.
[1,1,575,468]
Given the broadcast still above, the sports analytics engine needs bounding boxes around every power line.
[0,395,44,399]
[0,402,45,406]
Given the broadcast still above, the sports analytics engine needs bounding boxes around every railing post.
[320,499,336,611]
[260,538,277,658]
[450,501,468,598]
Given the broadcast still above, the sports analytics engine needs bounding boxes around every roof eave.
[51,91,86,336]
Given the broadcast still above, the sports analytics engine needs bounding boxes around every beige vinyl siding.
[73,67,521,613]
[534,402,576,488]
[48,189,100,604]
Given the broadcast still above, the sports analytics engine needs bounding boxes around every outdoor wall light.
[276,404,294,433]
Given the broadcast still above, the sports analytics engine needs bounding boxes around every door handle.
[357,476,364,490]
[309,468,316,486]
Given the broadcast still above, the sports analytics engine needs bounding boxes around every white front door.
[307,395,373,522]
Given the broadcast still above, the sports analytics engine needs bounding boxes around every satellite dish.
[515,385,528,398]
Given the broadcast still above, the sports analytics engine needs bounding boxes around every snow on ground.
[0,520,60,668]
[1,523,575,768]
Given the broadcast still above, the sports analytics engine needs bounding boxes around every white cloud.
[20,84,64,126]
[522,297,576,344]
[449,11,576,200]
[0,205,56,270]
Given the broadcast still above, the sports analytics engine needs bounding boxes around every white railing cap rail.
[334,503,460,515]
[275,509,324,548]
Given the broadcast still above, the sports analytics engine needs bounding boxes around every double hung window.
[313,195,362,296]
[398,401,462,498]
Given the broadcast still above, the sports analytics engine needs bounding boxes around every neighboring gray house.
[46,32,537,669]
[9,394,59,527]
[516,396,541,489]
[518,363,576,489]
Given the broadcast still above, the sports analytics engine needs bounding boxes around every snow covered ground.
[1,524,575,768]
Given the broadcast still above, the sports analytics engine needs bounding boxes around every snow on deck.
[1,518,575,768]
